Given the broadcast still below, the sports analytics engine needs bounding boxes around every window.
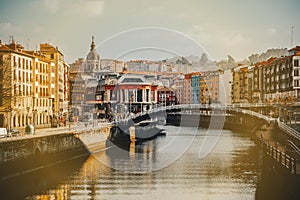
[294,69,299,76]
[294,59,299,67]
[137,89,143,102]
[13,56,16,67]
[294,80,299,87]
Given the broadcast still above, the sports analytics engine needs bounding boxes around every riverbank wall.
[0,132,88,180]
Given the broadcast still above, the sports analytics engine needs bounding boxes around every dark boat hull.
[107,122,163,146]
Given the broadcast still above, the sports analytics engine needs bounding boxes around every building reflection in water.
[24,127,300,200]
[0,155,88,200]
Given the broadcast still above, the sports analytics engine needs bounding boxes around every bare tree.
[0,54,13,128]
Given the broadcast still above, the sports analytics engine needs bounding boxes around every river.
[0,126,299,200]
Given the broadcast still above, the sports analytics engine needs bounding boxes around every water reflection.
[0,155,88,200]
[3,127,299,200]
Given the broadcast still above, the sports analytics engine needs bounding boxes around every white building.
[219,70,233,105]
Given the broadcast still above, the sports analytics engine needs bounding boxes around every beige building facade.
[0,40,69,130]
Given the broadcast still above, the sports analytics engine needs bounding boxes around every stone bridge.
[117,103,300,143]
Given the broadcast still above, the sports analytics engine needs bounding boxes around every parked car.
[0,128,8,138]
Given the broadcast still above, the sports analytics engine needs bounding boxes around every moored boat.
[107,120,164,145]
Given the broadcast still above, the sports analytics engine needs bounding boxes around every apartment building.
[39,43,70,117]
[184,73,192,104]
[0,39,69,129]
[191,72,201,104]
[200,70,222,104]
[171,75,185,104]
[231,46,300,104]
[231,65,252,103]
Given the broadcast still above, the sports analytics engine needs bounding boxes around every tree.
[0,54,13,128]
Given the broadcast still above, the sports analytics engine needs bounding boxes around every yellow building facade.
[0,40,69,130]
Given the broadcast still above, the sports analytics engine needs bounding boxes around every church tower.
[84,36,100,74]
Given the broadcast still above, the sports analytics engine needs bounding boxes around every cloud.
[71,0,104,17]
[225,33,248,47]
[37,0,104,17]
[43,0,60,14]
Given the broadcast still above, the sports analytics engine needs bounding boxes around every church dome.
[87,50,99,61]
[86,36,100,61]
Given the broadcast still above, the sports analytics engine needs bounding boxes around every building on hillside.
[100,59,125,73]
[159,74,174,87]
[126,60,148,72]
[126,60,176,73]
[144,74,157,83]
[70,58,84,72]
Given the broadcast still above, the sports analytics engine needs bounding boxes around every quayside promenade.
[0,121,112,143]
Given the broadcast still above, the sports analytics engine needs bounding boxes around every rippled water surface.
[1,126,299,200]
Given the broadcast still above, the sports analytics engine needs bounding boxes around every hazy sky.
[0,0,299,63]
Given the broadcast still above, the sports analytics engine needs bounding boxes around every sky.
[0,0,299,63]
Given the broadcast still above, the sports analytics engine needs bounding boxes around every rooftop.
[117,74,150,85]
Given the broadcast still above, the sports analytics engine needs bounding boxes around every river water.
[1,126,299,200]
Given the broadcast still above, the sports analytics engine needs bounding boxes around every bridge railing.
[278,120,300,141]
[229,107,300,141]
[117,103,270,123]
[287,140,300,156]
[226,107,275,122]
[115,104,209,123]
